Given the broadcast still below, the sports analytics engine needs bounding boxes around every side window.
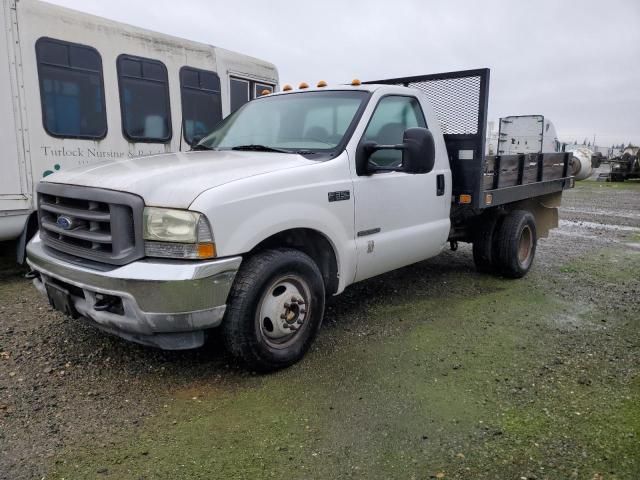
[117,55,171,142]
[230,76,275,112]
[230,77,250,112]
[363,96,427,167]
[180,67,222,145]
[35,38,107,139]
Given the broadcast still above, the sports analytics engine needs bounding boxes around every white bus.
[0,0,278,260]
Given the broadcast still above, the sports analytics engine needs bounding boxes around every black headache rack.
[365,68,573,209]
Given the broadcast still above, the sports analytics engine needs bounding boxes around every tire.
[222,248,325,372]
[495,210,537,279]
[472,213,502,273]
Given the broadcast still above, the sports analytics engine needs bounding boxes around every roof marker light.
[260,89,271,96]
[317,80,327,88]
[282,84,293,91]
[351,78,361,86]
[299,82,309,89]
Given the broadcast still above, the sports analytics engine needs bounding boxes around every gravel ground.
[1,181,639,480]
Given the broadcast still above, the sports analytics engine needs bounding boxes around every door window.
[363,96,427,167]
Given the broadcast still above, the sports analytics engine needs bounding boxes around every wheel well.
[505,192,561,239]
[250,228,339,295]
[16,212,39,264]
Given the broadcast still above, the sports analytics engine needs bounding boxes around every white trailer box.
[0,0,31,241]
[498,115,561,155]
[0,0,278,259]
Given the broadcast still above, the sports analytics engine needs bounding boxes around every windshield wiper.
[231,144,291,153]
[191,143,213,151]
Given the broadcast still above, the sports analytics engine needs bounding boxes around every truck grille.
[37,183,144,265]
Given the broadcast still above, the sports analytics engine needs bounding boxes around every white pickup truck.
[26,69,574,371]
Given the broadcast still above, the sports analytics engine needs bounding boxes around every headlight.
[143,207,216,259]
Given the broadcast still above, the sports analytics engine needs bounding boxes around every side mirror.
[356,127,436,175]
[402,127,435,174]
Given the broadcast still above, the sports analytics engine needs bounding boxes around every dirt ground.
[1,181,639,480]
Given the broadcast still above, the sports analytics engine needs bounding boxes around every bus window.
[230,77,250,112]
[117,55,172,142]
[35,37,107,139]
[180,67,222,145]
[230,77,275,112]
[254,83,273,98]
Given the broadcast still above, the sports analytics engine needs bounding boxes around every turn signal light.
[459,194,472,204]
[299,82,309,89]
[197,243,216,259]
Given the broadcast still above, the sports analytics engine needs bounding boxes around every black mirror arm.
[365,143,408,173]
[358,141,408,175]
[365,143,407,153]
[367,163,403,173]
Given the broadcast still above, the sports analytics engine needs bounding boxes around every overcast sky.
[48,0,640,147]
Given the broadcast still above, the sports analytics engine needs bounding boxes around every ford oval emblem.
[56,215,73,230]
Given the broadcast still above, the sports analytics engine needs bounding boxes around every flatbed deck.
[366,68,574,209]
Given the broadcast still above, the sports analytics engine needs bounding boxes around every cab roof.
[267,83,409,97]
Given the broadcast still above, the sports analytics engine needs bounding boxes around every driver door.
[352,95,449,282]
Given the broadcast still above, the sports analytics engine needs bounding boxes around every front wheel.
[222,248,325,372]
[495,210,537,279]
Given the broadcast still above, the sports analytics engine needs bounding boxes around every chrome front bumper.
[26,233,242,350]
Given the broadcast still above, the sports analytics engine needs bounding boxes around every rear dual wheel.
[473,210,537,278]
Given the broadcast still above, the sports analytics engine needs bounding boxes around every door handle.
[436,174,445,196]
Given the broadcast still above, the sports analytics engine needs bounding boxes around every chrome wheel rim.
[256,275,311,348]
[518,225,533,267]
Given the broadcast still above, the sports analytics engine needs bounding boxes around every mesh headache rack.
[365,68,573,208]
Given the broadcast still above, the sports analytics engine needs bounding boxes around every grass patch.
[51,248,640,479]
[559,248,640,285]
[576,180,640,192]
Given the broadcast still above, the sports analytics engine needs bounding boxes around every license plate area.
[45,283,79,318]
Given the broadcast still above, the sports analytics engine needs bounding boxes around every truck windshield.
[196,90,369,155]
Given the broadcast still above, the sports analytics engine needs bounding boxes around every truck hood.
[42,150,316,208]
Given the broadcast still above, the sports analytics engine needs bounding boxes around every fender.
[189,156,358,293]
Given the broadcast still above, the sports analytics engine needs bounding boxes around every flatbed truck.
[26,68,574,371]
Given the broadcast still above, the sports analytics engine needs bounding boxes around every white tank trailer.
[567,147,594,181]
